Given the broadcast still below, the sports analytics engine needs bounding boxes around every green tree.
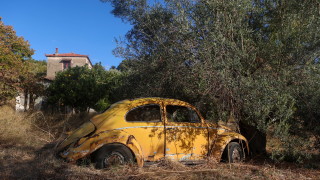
[0,17,34,104]
[104,0,320,159]
[20,60,47,110]
[47,64,122,112]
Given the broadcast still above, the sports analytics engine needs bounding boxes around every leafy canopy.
[47,64,121,112]
[103,0,320,159]
[0,17,45,104]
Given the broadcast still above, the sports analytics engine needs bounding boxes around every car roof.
[121,97,192,107]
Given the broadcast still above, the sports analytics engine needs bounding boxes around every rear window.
[126,104,161,122]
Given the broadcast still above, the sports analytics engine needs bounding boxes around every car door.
[164,104,208,161]
[124,103,165,161]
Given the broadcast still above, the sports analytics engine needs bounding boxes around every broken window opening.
[126,104,161,122]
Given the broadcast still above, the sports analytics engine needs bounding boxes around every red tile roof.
[45,53,88,57]
[45,52,93,67]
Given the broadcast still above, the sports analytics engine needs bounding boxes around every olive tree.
[102,0,320,160]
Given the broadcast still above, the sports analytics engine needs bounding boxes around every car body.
[56,97,249,168]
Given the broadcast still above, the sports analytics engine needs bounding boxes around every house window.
[62,60,71,69]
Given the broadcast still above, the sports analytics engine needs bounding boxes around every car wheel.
[224,142,244,163]
[94,144,134,169]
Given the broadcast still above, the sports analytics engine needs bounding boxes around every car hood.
[56,101,130,152]
[56,121,96,151]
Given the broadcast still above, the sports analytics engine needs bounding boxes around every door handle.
[166,127,174,130]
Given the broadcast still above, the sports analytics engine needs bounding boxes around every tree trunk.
[23,90,28,112]
[29,94,35,111]
[239,121,267,157]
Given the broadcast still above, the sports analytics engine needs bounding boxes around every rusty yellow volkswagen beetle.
[56,98,249,168]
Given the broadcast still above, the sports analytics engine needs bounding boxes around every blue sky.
[0,0,131,68]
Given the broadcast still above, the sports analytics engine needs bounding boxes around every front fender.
[60,130,144,167]
[209,132,249,161]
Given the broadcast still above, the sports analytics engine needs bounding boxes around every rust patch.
[126,135,135,145]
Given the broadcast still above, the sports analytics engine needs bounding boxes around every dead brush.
[199,157,219,169]
[26,111,97,144]
[0,106,27,139]
[26,111,56,142]
[99,163,143,179]
[152,158,190,171]
[0,105,93,148]
[0,105,46,147]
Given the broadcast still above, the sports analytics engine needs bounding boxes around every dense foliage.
[102,0,320,160]
[47,64,121,112]
[0,18,46,106]
[20,59,47,110]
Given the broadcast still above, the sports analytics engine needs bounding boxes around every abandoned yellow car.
[56,97,249,168]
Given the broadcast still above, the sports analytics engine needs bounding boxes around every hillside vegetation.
[0,106,319,179]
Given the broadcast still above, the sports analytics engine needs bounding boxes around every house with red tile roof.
[45,48,93,80]
[16,49,93,112]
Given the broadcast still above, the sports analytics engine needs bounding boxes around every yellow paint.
[163,100,208,161]
[57,97,249,166]
[209,131,249,161]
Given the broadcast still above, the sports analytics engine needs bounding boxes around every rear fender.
[209,132,249,161]
[60,130,144,167]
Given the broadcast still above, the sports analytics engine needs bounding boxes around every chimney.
[55,48,59,55]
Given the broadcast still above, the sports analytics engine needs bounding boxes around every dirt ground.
[0,140,319,180]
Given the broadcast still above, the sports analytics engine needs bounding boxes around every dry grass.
[0,106,319,180]
[0,105,50,148]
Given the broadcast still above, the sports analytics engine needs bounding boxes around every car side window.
[126,104,161,122]
[166,105,201,123]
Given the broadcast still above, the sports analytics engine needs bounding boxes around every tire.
[94,144,134,169]
[223,142,244,163]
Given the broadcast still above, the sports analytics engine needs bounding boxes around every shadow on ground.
[1,139,319,180]
[0,141,104,179]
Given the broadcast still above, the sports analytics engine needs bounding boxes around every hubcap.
[232,148,241,162]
